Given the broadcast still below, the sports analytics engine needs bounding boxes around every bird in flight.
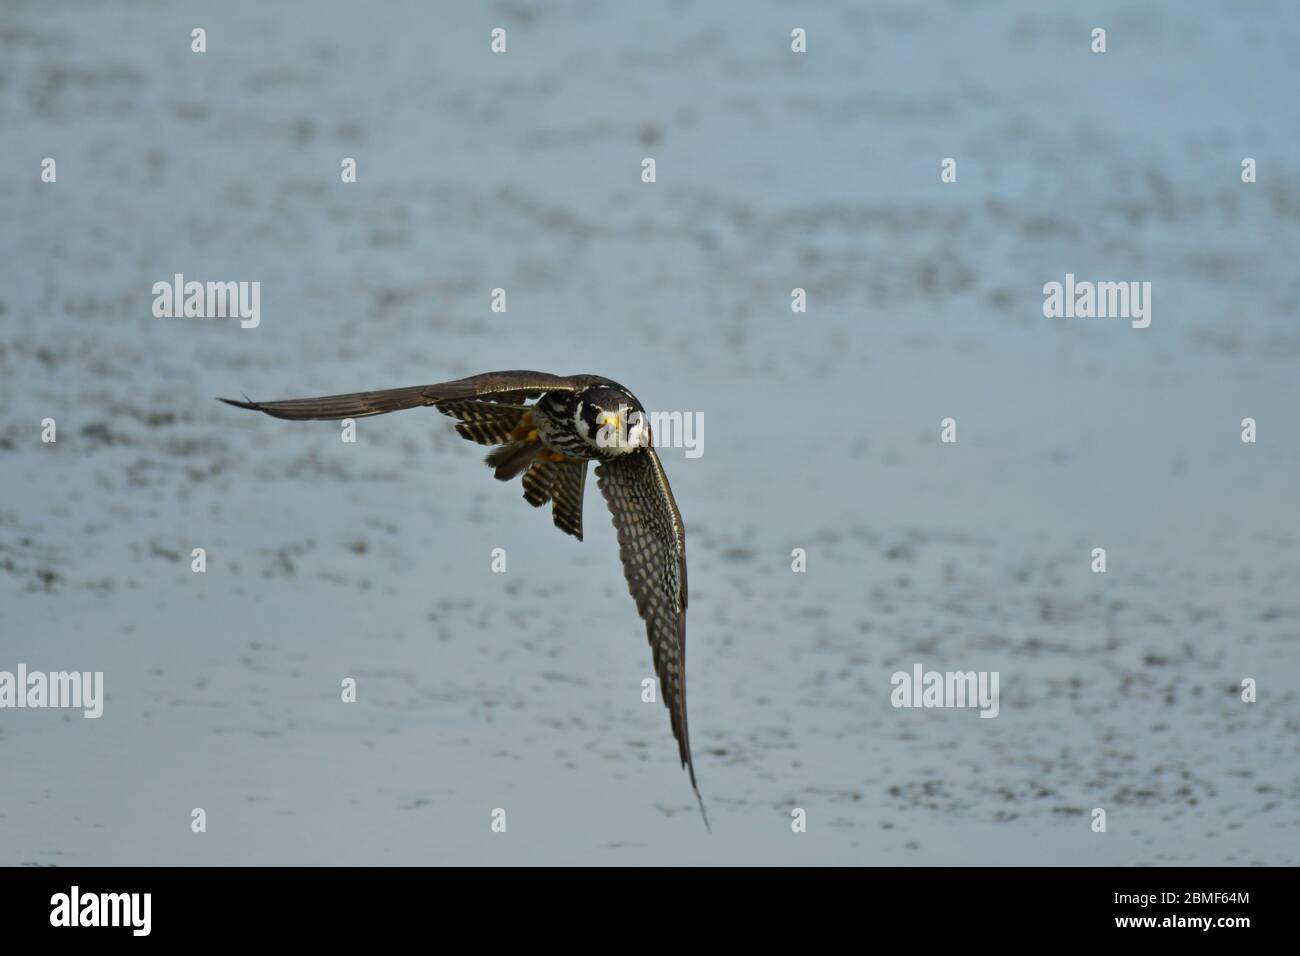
[220,371,707,826]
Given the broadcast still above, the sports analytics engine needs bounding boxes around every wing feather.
[550,460,588,540]
[218,370,581,421]
[436,400,531,446]
[596,449,704,823]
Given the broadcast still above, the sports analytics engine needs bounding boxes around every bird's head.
[575,385,649,455]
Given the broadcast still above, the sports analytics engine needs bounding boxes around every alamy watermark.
[0,664,103,718]
[890,663,999,718]
[1043,273,1151,329]
[595,405,704,458]
[152,273,260,328]
[50,886,150,936]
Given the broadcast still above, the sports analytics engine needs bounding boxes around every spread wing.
[596,449,706,825]
[217,370,581,421]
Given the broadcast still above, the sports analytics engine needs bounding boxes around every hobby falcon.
[220,371,706,826]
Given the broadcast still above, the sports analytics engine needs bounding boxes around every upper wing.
[596,449,705,824]
[217,370,580,421]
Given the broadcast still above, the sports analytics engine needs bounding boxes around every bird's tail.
[484,440,540,481]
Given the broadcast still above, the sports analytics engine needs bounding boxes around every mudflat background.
[1,0,1297,865]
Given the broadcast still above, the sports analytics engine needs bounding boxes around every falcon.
[219,371,707,826]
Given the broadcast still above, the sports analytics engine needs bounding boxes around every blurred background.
[1,0,1297,864]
